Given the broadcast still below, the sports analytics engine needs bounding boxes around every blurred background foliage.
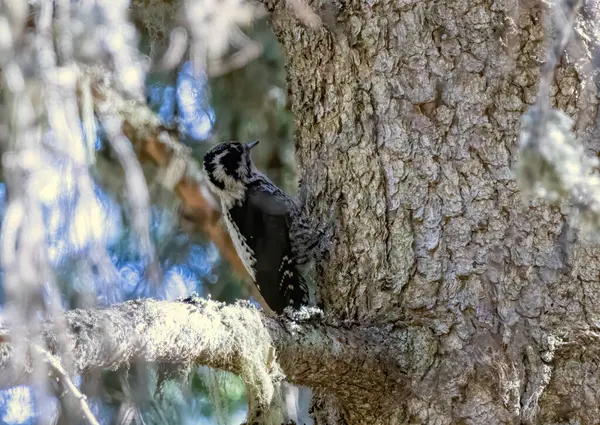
[0,12,298,425]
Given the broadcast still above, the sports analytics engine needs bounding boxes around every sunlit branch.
[36,346,101,425]
[0,299,407,407]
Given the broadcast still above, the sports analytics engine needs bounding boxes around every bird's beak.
[247,141,260,150]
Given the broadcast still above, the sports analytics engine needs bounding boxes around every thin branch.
[543,0,581,96]
[89,77,272,312]
[528,0,582,149]
[35,345,101,425]
[514,0,600,234]
[207,38,263,77]
[97,110,162,288]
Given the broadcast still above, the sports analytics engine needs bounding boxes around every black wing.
[228,181,308,313]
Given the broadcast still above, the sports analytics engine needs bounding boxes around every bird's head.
[203,141,259,195]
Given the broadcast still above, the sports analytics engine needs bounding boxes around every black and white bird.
[203,141,319,314]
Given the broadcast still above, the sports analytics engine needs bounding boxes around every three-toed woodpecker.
[203,140,317,314]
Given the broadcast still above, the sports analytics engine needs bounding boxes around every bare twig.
[35,345,101,425]
[96,110,162,289]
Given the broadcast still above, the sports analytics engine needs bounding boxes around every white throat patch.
[207,153,247,208]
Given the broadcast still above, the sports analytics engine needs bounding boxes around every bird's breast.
[223,209,257,281]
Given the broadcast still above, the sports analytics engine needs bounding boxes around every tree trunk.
[264,0,600,423]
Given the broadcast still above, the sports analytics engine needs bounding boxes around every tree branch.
[89,75,272,311]
[0,299,408,409]
[91,79,246,276]
[36,346,101,425]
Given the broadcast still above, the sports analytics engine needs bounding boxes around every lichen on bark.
[259,0,600,422]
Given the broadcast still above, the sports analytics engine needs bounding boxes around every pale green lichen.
[516,107,600,242]
[182,297,286,424]
[130,0,180,56]
[201,367,241,425]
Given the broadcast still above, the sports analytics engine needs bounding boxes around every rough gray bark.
[259,0,600,423]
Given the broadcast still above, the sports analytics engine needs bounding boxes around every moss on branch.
[0,298,410,419]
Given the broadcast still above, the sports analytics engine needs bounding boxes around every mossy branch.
[0,299,408,409]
